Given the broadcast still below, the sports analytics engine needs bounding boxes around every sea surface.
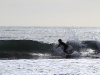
[0,26,100,59]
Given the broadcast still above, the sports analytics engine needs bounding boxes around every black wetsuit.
[58,42,68,53]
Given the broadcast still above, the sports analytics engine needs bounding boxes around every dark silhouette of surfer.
[57,39,69,53]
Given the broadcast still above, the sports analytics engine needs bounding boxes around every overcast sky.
[0,0,100,27]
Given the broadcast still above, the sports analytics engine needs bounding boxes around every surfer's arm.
[56,44,60,48]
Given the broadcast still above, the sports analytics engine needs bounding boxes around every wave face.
[0,40,53,52]
[0,40,53,59]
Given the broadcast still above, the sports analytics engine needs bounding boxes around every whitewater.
[0,26,100,75]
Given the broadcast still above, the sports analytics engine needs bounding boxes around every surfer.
[57,39,69,53]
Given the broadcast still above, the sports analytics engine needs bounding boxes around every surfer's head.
[58,39,62,42]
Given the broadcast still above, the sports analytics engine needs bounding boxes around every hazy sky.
[0,0,100,27]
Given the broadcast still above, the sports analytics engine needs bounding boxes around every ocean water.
[0,26,100,59]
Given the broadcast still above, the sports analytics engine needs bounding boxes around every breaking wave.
[52,40,100,58]
[0,40,100,59]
